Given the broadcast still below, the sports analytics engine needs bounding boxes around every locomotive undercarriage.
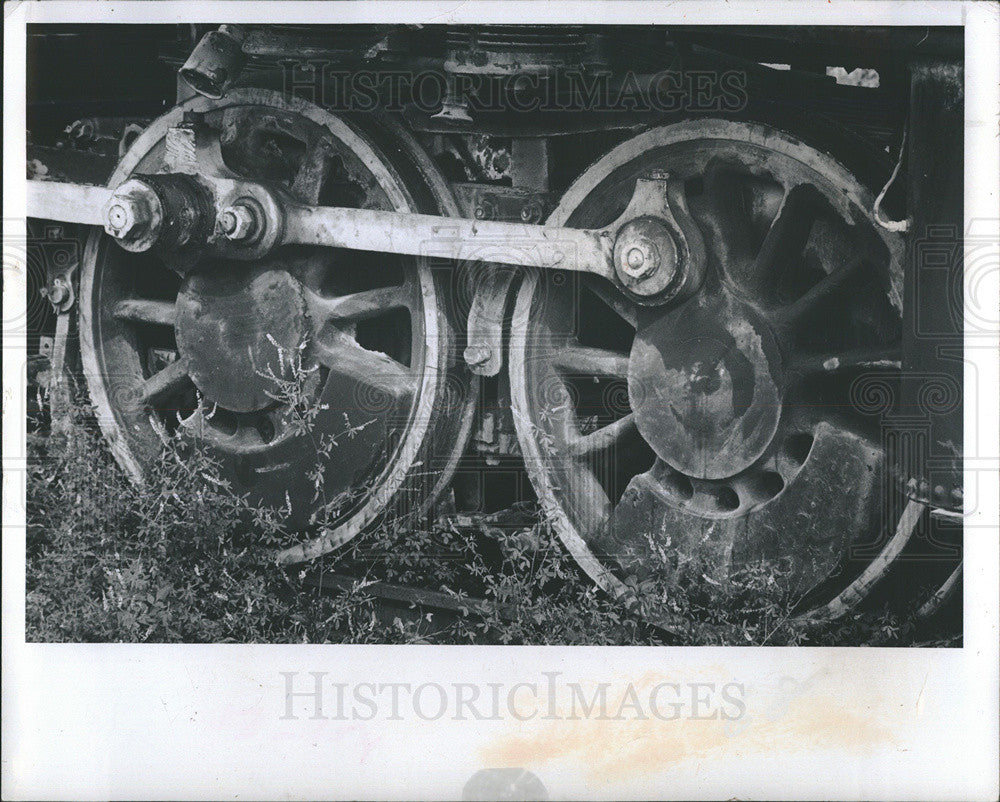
[26,25,964,636]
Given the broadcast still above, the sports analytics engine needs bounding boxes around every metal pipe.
[179,25,247,100]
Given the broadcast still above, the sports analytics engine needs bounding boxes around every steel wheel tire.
[508,118,906,624]
[75,89,477,562]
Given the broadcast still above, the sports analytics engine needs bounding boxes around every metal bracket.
[464,263,518,376]
[452,182,552,224]
[603,171,707,305]
[37,225,80,314]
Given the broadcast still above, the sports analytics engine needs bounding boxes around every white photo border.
[3,3,997,800]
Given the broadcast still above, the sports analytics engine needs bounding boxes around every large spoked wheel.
[77,89,476,562]
[509,119,906,624]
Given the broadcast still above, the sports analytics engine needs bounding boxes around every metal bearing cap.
[103,174,213,254]
[102,178,164,252]
[612,215,680,296]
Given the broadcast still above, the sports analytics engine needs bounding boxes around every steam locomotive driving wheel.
[509,119,906,624]
[77,89,475,561]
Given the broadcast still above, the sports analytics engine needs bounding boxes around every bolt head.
[46,281,68,305]
[219,204,257,241]
[626,247,646,271]
[464,344,492,367]
[612,216,681,297]
[102,178,163,252]
[618,239,659,280]
[520,201,543,224]
[107,204,131,230]
[104,199,142,239]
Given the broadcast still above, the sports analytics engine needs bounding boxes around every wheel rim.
[78,89,475,559]
[509,119,905,620]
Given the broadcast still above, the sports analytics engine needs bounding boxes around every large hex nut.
[102,179,164,253]
[219,203,258,241]
[612,216,679,297]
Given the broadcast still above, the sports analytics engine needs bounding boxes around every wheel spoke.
[777,255,867,326]
[290,138,334,203]
[553,345,630,379]
[566,466,613,536]
[586,280,638,328]
[752,184,819,292]
[140,357,192,405]
[787,345,902,380]
[312,328,417,401]
[566,413,637,457]
[178,403,208,434]
[304,284,412,326]
[113,299,176,327]
[700,162,757,278]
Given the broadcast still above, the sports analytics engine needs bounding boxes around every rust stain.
[480,675,900,783]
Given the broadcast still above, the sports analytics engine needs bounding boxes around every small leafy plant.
[25,354,958,645]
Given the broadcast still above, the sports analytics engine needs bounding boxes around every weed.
[24,364,956,645]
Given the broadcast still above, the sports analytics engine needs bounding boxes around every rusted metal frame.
[898,59,964,512]
[30,224,81,316]
[510,138,550,193]
[403,104,665,138]
[462,136,550,377]
[674,26,964,66]
[47,313,75,441]
[27,144,119,187]
[451,183,553,224]
[25,223,83,437]
[463,264,518,377]
[241,25,391,61]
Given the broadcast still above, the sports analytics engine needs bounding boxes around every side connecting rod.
[281,203,614,277]
[25,177,614,277]
[25,173,701,299]
[27,181,113,227]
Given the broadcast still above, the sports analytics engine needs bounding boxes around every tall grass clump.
[25,375,955,645]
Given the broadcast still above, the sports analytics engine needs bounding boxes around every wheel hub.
[612,215,683,297]
[628,294,784,480]
[175,263,306,413]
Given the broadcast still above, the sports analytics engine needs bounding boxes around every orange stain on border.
[481,686,899,782]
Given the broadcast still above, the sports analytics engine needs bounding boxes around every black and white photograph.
[4,2,998,800]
